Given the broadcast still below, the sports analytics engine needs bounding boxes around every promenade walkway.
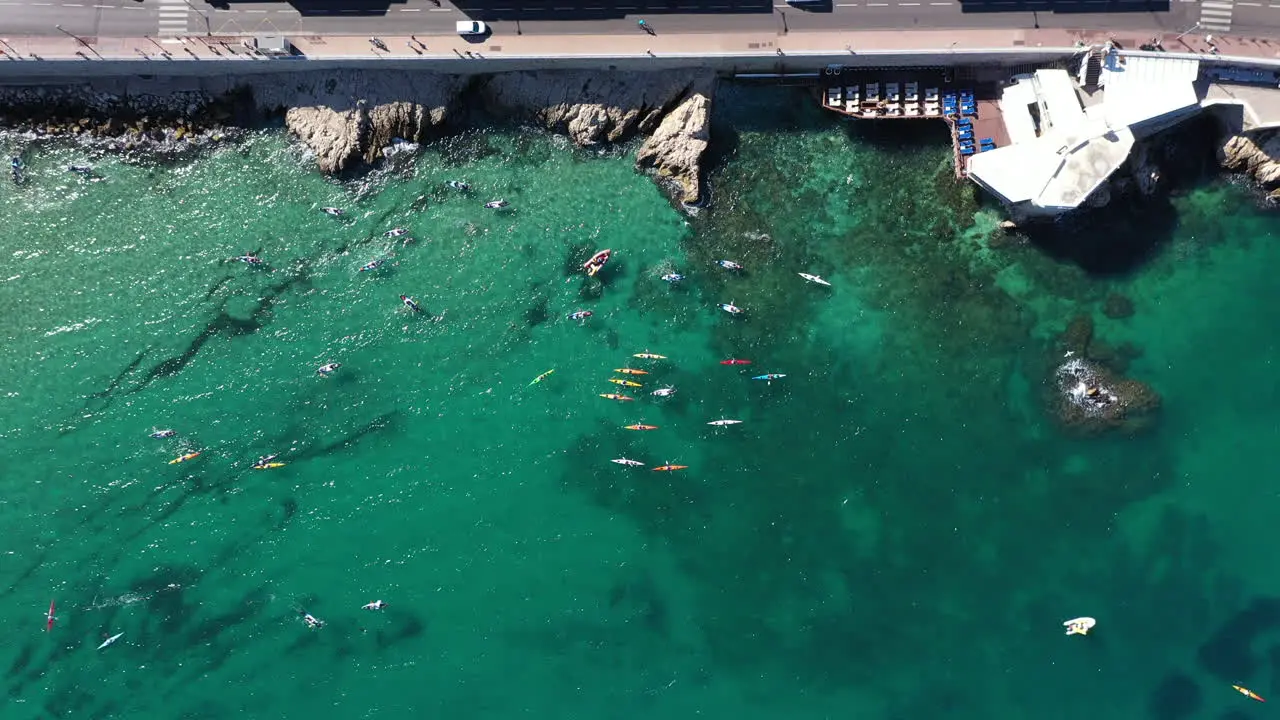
[0,27,1275,65]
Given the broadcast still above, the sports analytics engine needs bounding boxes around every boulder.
[480,70,716,205]
[1220,131,1280,187]
[636,92,710,205]
[1050,358,1160,435]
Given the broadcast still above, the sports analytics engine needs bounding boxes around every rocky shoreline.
[0,69,715,205]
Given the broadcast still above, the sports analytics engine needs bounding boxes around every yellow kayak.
[633,352,667,360]
[608,378,642,387]
[168,451,201,465]
[253,463,286,470]
[614,368,649,376]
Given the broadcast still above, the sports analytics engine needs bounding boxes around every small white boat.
[798,273,831,287]
[719,302,744,315]
[707,419,743,426]
[384,227,408,238]
[484,200,509,209]
[321,207,344,217]
[611,458,644,467]
[651,387,676,398]
[97,632,124,650]
[1063,617,1096,636]
[716,260,744,271]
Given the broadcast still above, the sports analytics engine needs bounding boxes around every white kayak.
[1063,617,1096,635]
[707,419,743,426]
[611,458,644,467]
[799,273,831,287]
[97,632,124,650]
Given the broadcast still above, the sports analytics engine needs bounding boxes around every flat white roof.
[1036,69,1085,136]
[1101,53,1200,129]
[1000,75,1040,146]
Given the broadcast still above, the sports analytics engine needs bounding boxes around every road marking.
[65,3,83,6]
[899,2,920,5]
[399,6,421,10]
[94,3,113,6]
[157,0,188,36]
[31,2,52,5]
[429,7,453,10]
[1238,2,1261,6]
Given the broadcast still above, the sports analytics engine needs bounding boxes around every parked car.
[456,20,489,36]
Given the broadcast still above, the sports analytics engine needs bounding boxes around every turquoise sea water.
[4,85,1280,719]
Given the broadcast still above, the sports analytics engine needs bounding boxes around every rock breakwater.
[0,85,241,158]
[1219,130,1280,199]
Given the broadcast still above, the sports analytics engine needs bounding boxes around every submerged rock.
[1102,292,1134,319]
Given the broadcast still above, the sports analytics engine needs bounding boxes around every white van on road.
[456,20,489,36]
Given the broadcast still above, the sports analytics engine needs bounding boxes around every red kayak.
[720,359,752,366]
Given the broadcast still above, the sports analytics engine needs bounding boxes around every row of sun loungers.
[825,83,954,118]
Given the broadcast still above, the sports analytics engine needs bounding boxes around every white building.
[966,51,1201,216]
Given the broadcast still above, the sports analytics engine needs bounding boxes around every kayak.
[169,451,201,465]
[661,273,684,283]
[1234,685,1266,702]
[484,200,509,209]
[799,273,832,287]
[720,303,744,315]
[321,207,344,217]
[528,369,555,387]
[624,423,658,431]
[400,295,423,312]
[752,374,786,382]
[384,228,408,238]
[150,429,176,439]
[359,259,385,272]
[708,419,743,426]
[252,462,287,470]
[609,379,643,388]
[96,630,124,648]
[569,310,593,321]
[653,464,688,472]
[612,458,644,467]
[447,181,471,191]
[720,359,752,366]
[716,260,744,271]
[317,362,341,375]
[614,368,648,375]
[651,387,676,397]
[633,352,667,360]
[600,394,635,402]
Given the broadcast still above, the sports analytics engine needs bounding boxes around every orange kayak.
[168,451,201,465]
[1234,685,1266,702]
[600,393,634,402]
[653,464,688,472]
[614,368,649,375]
[624,423,658,431]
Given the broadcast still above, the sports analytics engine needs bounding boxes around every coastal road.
[3,0,1279,39]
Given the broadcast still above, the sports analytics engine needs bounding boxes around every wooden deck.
[819,72,1009,180]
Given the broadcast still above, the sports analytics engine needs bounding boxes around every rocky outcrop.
[1048,314,1157,435]
[636,93,710,205]
[480,70,716,205]
[1220,131,1280,194]
[248,71,465,173]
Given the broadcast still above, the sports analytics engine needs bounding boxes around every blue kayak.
[752,374,786,381]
